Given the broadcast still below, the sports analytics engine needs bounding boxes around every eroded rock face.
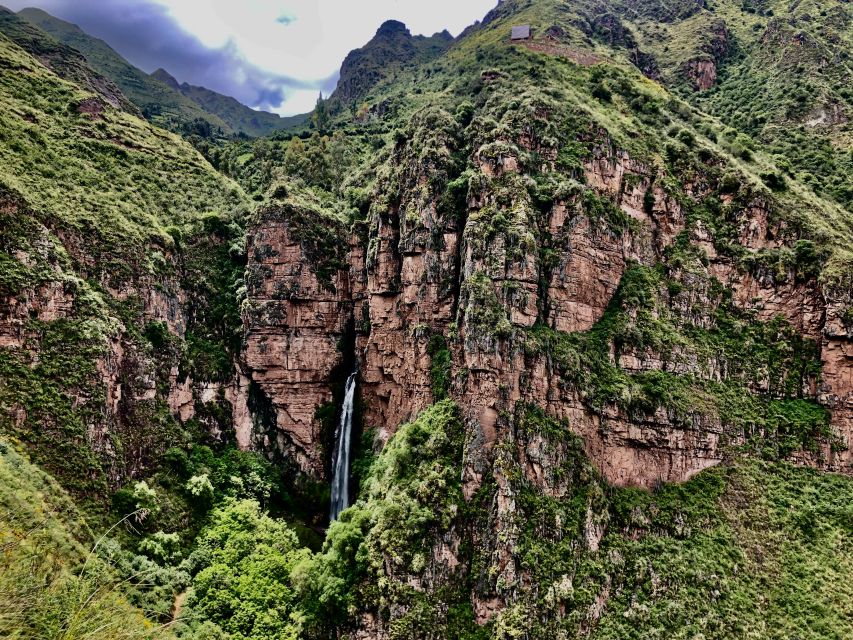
[684,58,718,91]
[238,102,850,639]
[819,294,853,469]
[682,19,729,90]
[0,190,251,489]
[243,216,352,476]
[241,131,851,496]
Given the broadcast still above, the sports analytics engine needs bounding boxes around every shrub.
[760,170,787,191]
[426,333,452,399]
[454,100,475,126]
[182,499,309,638]
[138,531,182,563]
[677,129,696,147]
[591,81,612,102]
[186,474,215,507]
[720,171,741,193]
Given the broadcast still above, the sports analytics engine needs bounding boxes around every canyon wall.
[241,117,853,491]
[0,187,251,492]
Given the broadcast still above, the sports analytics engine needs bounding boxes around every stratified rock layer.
[242,125,853,487]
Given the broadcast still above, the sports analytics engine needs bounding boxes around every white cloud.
[282,86,325,115]
[149,0,496,82]
[5,0,498,115]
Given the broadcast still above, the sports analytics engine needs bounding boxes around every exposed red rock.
[241,137,853,495]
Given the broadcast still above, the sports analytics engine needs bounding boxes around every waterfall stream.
[330,372,357,521]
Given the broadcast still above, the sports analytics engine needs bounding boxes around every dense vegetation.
[0,441,171,640]
[6,396,853,639]
[1,0,852,637]
[0,33,244,252]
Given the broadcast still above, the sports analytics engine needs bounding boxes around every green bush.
[426,333,452,399]
[760,170,787,191]
[295,401,469,634]
[720,171,741,193]
[180,499,310,639]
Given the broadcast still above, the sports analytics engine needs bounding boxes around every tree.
[181,499,310,639]
[312,92,329,134]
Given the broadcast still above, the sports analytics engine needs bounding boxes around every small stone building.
[511,25,531,40]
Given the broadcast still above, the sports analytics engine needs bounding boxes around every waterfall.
[330,372,357,521]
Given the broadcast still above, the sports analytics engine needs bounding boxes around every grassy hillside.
[0,440,173,639]
[0,7,138,114]
[611,0,853,211]
[18,7,306,138]
[16,7,233,135]
[152,68,309,138]
[0,31,244,260]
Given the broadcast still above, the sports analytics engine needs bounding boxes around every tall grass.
[0,442,173,640]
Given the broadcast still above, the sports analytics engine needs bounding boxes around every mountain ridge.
[15,6,307,137]
[163,68,310,138]
[330,18,455,108]
[1,0,853,637]
[0,6,138,114]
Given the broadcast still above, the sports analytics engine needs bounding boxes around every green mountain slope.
[16,6,235,135]
[18,7,306,138]
[586,0,853,210]
[2,0,853,637]
[0,26,256,636]
[0,32,243,257]
[151,67,308,138]
[0,441,174,639]
[0,7,138,114]
[330,19,454,108]
[0,25,248,500]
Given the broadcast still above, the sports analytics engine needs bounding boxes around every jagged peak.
[330,16,453,106]
[150,67,180,90]
[375,19,410,37]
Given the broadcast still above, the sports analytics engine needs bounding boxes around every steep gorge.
[2,0,853,637]
[243,99,851,491]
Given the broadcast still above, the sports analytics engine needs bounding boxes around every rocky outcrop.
[819,293,853,469]
[0,188,251,491]
[331,20,453,107]
[682,19,729,90]
[242,119,851,497]
[243,212,352,475]
[684,58,718,90]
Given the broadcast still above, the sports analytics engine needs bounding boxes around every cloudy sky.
[5,0,497,115]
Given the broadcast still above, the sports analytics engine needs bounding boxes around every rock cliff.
[243,113,851,493]
[3,0,853,635]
